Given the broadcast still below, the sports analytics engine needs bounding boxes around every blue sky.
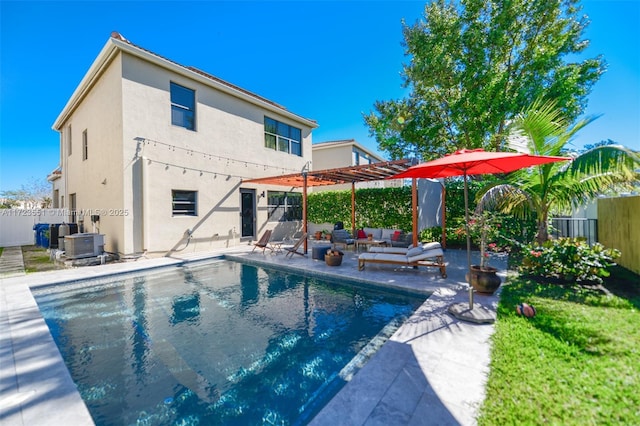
[1,0,638,193]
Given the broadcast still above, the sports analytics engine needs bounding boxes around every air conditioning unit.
[64,233,105,259]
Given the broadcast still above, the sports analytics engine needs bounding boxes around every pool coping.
[1,246,503,425]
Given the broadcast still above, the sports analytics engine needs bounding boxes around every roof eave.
[53,36,318,131]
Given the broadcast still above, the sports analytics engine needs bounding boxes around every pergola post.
[412,178,418,247]
[351,182,356,237]
[441,184,446,249]
[303,171,308,254]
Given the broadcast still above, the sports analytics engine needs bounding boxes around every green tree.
[364,0,604,160]
[477,99,639,244]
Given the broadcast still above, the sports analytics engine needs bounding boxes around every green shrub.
[308,186,413,230]
[519,238,621,284]
[419,226,443,243]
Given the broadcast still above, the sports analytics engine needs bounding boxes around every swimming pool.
[33,259,425,425]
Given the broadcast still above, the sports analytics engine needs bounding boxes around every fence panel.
[598,196,640,275]
[550,217,598,245]
[0,209,67,247]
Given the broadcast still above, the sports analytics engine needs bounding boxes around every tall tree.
[478,99,639,244]
[364,0,605,160]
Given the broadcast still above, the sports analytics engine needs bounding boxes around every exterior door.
[240,189,255,238]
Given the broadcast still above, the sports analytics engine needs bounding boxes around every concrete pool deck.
[0,244,505,425]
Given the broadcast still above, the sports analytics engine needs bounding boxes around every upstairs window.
[264,117,302,156]
[67,125,72,156]
[172,190,197,216]
[82,129,88,160]
[352,149,373,166]
[171,82,196,131]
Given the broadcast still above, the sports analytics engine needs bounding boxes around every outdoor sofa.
[361,227,413,248]
[358,242,447,278]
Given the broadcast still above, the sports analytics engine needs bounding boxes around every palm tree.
[478,99,639,245]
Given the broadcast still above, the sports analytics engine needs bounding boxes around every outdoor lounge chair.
[367,242,442,254]
[358,243,447,278]
[285,233,308,258]
[331,229,355,250]
[251,229,273,253]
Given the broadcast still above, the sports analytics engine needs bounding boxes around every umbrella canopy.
[391,148,570,180]
[391,148,570,275]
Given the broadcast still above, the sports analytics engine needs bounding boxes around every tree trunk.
[535,209,549,245]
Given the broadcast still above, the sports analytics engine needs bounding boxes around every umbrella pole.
[464,173,474,309]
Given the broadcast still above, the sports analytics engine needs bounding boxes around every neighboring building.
[311,139,401,191]
[51,32,317,257]
[47,167,63,209]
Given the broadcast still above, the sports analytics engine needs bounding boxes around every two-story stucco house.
[51,32,317,257]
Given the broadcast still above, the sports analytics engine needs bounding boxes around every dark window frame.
[172,190,198,216]
[82,129,88,161]
[266,191,302,222]
[67,125,72,156]
[171,82,196,131]
[264,117,302,157]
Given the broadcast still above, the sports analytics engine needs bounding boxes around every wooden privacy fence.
[597,195,640,275]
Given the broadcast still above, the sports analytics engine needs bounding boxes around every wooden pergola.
[244,158,431,254]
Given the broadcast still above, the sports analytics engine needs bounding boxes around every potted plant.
[325,248,344,266]
[323,230,332,240]
[467,210,502,294]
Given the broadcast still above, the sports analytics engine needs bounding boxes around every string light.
[146,157,269,181]
[135,136,300,174]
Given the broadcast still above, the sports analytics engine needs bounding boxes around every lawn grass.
[478,271,640,425]
[22,245,66,273]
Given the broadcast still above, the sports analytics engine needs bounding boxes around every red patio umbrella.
[391,149,570,309]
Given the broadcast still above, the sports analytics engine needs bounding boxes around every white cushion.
[406,246,424,257]
[363,227,382,239]
[368,253,405,262]
[408,248,444,263]
[422,242,442,251]
[368,247,407,254]
[380,229,396,241]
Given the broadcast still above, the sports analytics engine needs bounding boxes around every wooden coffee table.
[355,239,386,252]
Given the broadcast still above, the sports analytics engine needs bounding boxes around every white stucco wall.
[119,53,313,255]
[58,54,125,254]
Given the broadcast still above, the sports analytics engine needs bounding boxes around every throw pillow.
[357,229,367,239]
[391,230,402,241]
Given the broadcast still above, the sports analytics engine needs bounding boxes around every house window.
[352,149,372,166]
[172,190,197,216]
[69,193,76,224]
[264,117,302,156]
[67,125,72,156]
[171,82,196,130]
[82,129,88,160]
[267,191,302,222]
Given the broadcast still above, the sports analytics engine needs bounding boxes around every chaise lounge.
[358,242,447,278]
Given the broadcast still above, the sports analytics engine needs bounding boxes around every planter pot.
[314,231,323,240]
[469,265,501,295]
[325,254,343,266]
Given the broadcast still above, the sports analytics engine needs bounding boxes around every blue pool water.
[33,259,424,425]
